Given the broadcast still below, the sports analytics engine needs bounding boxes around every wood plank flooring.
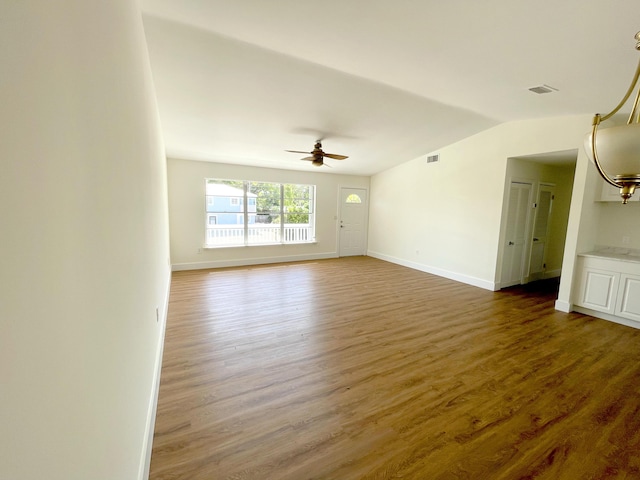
[150,256,640,479]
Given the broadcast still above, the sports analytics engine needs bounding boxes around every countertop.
[579,247,640,264]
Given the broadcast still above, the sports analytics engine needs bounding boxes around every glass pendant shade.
[585,123,640,176]
[586,31,640,203]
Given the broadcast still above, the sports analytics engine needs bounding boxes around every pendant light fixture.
[586,31,640,204]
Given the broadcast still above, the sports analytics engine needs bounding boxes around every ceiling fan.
[286,141,348,167]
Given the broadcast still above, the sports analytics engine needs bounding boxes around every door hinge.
[533,203,537,208]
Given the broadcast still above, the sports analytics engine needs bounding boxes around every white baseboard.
[573,306,640,330]
[544,269,562,279]
[139,271,171,480]
[554,299,572,312]
[172,252,338,271]
[367,251,497,291]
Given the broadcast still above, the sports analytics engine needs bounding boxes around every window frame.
[204,179,316,248]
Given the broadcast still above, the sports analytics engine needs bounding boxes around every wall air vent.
[426,154,440,164]
[528,84,559,94]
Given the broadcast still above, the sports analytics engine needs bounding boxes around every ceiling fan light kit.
[586,31,640,204]
[285,141,348,168]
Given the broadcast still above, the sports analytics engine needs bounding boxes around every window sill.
[203,241,318,250]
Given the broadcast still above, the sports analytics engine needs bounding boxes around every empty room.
[3,1,640,479]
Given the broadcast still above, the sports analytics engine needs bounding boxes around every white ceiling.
[140,0,640,175]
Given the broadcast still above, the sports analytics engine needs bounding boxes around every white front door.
[339,187,368,256]
[501,181,533,288]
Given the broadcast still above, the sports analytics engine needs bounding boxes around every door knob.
[508,241,514,245]
[533,238,539,241]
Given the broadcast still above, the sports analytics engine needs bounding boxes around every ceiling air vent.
[426,154,439,164]
[528,84,558,94]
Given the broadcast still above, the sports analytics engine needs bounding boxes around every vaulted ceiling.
[140,0,640,175]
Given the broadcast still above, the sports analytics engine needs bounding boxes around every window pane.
[283,214,312,243]
[205,179,245,247]
[285,198,311,211]
[248,223,281,244]
[285,184,311,200]
[283,184,313,244]
[283,213,309,224]
[247,182,280,245]
[206,180,244,214]
[249,182,281,215]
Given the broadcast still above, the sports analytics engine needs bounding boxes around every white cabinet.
[616,274,640,321]
[577,266,618,314]
[574,255,640,325]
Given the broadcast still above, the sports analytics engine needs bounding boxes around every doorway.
[529,184,555,282]
[498,150,577,291]
[339,187,368,257]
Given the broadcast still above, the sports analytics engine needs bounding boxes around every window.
[346,194,362,203]
[205,179,315,247]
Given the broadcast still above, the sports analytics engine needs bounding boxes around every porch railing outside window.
[205,224,313,246]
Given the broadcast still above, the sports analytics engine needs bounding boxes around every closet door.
[501,181,532,288]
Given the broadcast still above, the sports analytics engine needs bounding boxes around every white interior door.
[339,188,368,257]
[501,181,533,288]
[528,184,555,280]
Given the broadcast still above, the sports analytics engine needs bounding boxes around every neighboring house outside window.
[205,183,256,225]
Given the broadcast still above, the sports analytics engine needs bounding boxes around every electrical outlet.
[197,247,203,254]
[623,235,631,245]
[156,307,160,322]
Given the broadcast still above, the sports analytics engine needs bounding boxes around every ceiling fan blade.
[286,150,311,154]
[323,153,348,160]
[300,156,316,161]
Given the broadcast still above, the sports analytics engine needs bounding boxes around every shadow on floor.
[501,277,560,299]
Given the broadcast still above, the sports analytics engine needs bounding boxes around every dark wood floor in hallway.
[150,256,640,479]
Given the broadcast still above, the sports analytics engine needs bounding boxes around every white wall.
[168,158,370,269]
[0,2,170,479]
[368,115,592,290]
[596,197,640,248]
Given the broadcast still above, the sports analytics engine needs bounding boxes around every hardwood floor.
[150,256,640,479]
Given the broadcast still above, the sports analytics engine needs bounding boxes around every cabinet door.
[578,268,619,314]
[615,274,640,322]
